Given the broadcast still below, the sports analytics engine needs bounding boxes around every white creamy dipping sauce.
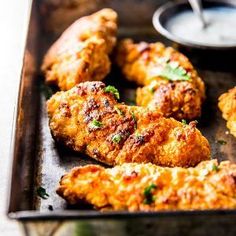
[166,7,236,46]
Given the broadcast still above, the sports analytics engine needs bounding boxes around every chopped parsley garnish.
[114,106,124,116]
[127,98,136,106]
[89,119,103,129]
[37,187,49,199]
[104,85,120,100]
[131,111,137,129]
[181,119,187,125]
[212,164,220,172]
[40,83,54,100]
[216,140,227,145]
[149,86,156,94]
[143,183,157,205]
[112,133,122,143]
[152,61,190,81]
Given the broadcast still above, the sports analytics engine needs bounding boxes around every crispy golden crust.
[115,39,205,120]
[57,160,236,211]
[41,9,117,91]
[218,87,236,137]
[47,81,210,167]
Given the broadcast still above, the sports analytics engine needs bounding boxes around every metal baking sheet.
[7,0,236,225]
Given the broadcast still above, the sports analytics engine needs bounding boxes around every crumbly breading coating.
[57,160,236,211]
[47,81,210,167]
[41,9,117,91]
[115,39,205,120]
[218,87,236,137]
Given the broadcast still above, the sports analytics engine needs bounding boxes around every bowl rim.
[152,0,236,50]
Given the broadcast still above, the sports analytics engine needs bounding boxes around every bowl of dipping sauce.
[153,0,236,50]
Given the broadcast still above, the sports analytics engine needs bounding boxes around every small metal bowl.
[152,0,236,50]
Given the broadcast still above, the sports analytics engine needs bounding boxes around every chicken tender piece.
[47,81,210,167]
[218,87,236,137]
[115,39,205,120]
[41,9,117,91]
[57,160,236,211]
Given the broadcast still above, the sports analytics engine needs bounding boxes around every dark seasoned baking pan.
[7,0,236,234]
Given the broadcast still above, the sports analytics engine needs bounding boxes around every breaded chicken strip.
[57,160,236,211]
[41,9,117,91]
[218,87,236,137]
[115,39,205,120]
[47,81,210,167]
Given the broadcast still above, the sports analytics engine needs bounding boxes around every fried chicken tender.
[47,81,210,167]
[115,39,205,120]
[57,160,236,211]
[218,87,236,137]
[41,9,117,91]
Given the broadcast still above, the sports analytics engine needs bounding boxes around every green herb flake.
[149,86,156,94]
[216,140,227,145]
[143,183,157,205]
[104,85,120,100]
[114,106,124,116]
[152,62,190,82]
[89,119,103,129]
[212,164,220,172]
[126,98,136,106]
[131,111,137,129]
[112,133,122,144]
[181,119,187,125]
[37,187,49,199]
[40,83,54,100]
